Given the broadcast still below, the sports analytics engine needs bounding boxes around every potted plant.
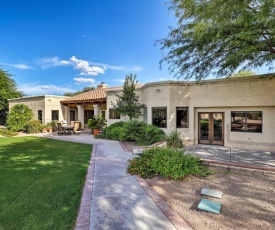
[87,115,106,136]
[46,122,53,133]
[40,124,48,133]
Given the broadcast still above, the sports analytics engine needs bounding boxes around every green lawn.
[0,137,92,230]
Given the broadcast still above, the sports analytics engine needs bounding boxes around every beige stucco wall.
[9,95,68,124]
[106,76,275,151]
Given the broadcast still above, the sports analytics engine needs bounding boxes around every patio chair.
[57,123,64,135]
[73,121,81,135]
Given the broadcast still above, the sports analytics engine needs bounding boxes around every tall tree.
[158,0,275,80]
[64,86,96,96]
[112,74,145,120]
[0,68,24,125]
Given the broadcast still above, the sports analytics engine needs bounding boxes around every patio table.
[62,125,74,135]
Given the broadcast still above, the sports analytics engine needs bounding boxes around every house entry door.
[199,112,224,145]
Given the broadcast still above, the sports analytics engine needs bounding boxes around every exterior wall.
[8,95,68,125]
[9,96,45,123]
[106,76,275,151]
[44,96,68,123]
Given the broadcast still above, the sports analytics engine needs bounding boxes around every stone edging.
[134,175,193,230]
[203,159,275,172]
[74,144,97,230]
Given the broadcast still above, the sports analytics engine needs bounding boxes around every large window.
[109,109,120,119]
[38,110,42,122]
[231,111,262,133]
[176,107,188,128]
[51,110,59,121]
[152,107,167,128]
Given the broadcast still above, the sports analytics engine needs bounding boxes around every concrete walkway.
[47,132,191,230]
[45,132,275,229]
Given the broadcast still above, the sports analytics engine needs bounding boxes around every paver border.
[75,144,97,230]
[203,159,275,172]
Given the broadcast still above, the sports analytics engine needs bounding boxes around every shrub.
[106,126,124,140]
[6,104,33,131]
[127,148,210,180]
[127,149,155,178]
[25,120,41,133]
[135,125,165,146]
[119,120,147,142]
[166,131,183,149]
[0,128,18,137]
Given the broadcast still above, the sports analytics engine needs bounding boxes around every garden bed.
[145,166,275,230]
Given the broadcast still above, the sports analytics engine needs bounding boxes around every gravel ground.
[145,166,275,230]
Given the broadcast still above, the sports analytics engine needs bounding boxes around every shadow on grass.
[0,137,92,230]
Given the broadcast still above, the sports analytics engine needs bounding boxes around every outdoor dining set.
[53,121,81,135]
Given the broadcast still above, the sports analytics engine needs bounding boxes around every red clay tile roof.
[61,85,143,103]
[60,86,123,103]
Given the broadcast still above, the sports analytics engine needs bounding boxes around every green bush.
[135,125,165,145]
[166,131,183,149]
[106,126,124,140]
[25,120,41,133]
[6,104,33,131]
[119,120,147,142]
[127,149,155,178]
[0,128,18,137]
[127,148,210,180]
[98,120,165,145]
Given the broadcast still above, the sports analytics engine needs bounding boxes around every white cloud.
[73,77,96,85]
[36,56,69,69]
[70,56,106,76]
[36,56,107,76]
[0,62,31,69]
[19,83,73,96]
[91,62,143,72]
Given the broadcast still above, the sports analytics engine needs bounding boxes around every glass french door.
[199,112,224,145]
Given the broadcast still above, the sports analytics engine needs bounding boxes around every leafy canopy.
[112,74,145,120]
[158,0,275,80]
[0,68,24,124]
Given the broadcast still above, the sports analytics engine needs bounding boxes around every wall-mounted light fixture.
[47,99,51,102]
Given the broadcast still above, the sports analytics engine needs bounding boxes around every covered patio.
[60,86,108,129]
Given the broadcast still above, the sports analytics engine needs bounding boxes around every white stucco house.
[8,75,275,151]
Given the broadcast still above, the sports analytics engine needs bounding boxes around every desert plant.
[6,104,33,131]
[119,120,147,142]
[166,131,183,149]
[106,126,124,140]
[135,125,165,145]
[26,120,41,133]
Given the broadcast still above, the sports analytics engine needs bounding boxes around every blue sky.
[1,1,272,96]
[0,0,178,96]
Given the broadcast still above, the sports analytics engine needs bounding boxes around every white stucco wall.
[9,95,68,124]
[106,76,275,151]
